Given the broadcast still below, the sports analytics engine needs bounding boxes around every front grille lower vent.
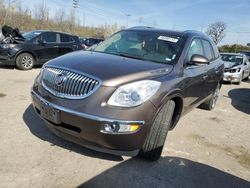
[42,67,101,99]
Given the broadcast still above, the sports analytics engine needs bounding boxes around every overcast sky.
[18,0,250,45]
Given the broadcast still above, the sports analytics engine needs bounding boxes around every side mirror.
[190,54,209,65]
[37,39,46,45]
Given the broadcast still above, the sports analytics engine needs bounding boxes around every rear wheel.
[16,53,34,70]
[200,84,220,110]
[138,100,175,161]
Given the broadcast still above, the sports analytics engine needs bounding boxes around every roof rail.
[129,26,153,29]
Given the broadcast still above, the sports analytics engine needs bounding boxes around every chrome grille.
[42,67,101,99]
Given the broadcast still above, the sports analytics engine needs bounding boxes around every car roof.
[28,30,76,36]
[126,26,208,39]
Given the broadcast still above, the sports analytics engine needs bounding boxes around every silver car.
[221,53,250,84]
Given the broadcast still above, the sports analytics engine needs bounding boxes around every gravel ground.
[0,67,249,188]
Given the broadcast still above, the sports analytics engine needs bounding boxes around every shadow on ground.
[78,157,250,188]
[0,65,42,70]
[228,88,250,114]
[0,65,15,69]
[23,104,123,161]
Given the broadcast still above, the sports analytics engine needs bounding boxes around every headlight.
[2,44,15,49]
[107,80,161,107]
[230,68,241,73]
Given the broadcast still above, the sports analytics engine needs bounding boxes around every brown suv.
[31,27,224,160]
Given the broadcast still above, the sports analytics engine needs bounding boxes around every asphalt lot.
[0,67,249,188]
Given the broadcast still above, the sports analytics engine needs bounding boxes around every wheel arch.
[15,50,37,64]
[155,89,184,131]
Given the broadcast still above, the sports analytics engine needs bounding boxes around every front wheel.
[16,53,35,70]
[243,72,249,81]
[138,100,175,161]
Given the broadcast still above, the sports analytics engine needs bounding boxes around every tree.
[34,1,49,28]
[54,8,66,26]
[206,22,227,45]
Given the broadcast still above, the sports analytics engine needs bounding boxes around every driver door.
[33,32,59,63]
[182,38,209,112]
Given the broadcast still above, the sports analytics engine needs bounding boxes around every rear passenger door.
[182,38,209,111]
[57,33,78,56]
[33,32,59,62]
[201,39,220,97]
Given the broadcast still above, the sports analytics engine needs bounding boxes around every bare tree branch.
[206,22,227,45]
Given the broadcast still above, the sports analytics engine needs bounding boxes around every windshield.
[93,30,184,64]
[22,31,42,40]
[221,54,243,64]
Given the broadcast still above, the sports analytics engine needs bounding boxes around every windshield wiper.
[116,53,145,61]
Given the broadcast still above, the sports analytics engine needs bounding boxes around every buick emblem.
[55,73,67,86]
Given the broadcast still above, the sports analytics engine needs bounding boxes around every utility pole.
[82,13,85,27]
[72,0,79,9]
[235,32,239,53]
[125,13,131,28]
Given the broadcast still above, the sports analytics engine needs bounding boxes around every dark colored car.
[31,27,224,160]
[0,30,82,70]
[80,37,104,49]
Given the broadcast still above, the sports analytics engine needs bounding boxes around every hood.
[46,51,173,87]
[223,61,241,69]
[0,25,25,44]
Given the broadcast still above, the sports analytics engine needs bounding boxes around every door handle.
[54,46,59,48]
[203,75,208,79]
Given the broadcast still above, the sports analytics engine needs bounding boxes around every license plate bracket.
[40,101,61,124]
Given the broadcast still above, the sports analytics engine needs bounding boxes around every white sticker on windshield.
[158,36,178,43]
[34,32,41,35]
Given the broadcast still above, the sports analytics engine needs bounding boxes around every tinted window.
[41,32,56,43]
[60,34,74,43]
[187,39,204,61]
[202,40,214,61]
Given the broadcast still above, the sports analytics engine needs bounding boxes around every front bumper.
[31,89,155,156]
[223,72,241,83]
[0,53,15,66]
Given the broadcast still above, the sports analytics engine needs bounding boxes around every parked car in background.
[221,53,250,84]
[0,27,83,70]
[31,27,224,160]
[80,37,104,49]
[240,51,250,61]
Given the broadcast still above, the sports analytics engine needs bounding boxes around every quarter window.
[60,34,73,43]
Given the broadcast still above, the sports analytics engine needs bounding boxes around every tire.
[138,100,175,161]
[200,84,220,111]
[243,72,249,81]
[236,73,244,85]
[16,53,35,70]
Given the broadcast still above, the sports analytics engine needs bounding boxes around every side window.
[187,39,204,61]
[41,32,56,43]
[202,40,214,61]
[211,42,220,58]
[60,34,72,43]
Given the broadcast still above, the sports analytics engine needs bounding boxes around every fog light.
[103,122,120,132]
[101,122,141,134]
